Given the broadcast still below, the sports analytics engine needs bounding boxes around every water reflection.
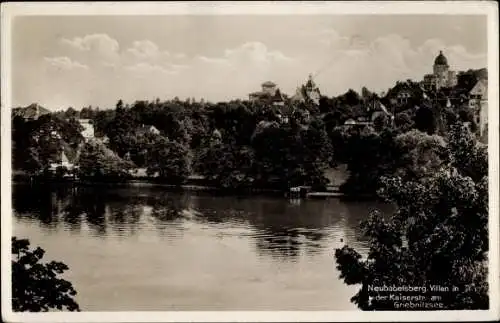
[12,183,399,311]
[12,184,393,261]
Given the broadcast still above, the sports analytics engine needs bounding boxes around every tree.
[12,113,84,174]
[93,109,115,137]
[339,89,362,107]
[456,69,486,95]
[447,123,487,182]
[299,118,332,189]
[337,127,399,196]
[148,138,191,184]
[197,142,255,190]
[319,96,335,114]
[373,113,389,132]
[107,100,139,157]
[392,130,449,181]
[394,111,414,133]
[414,105,437,135]
[12,237,80,312]
[457,107,478,134]
[335,125,488,310]
[77,141,132,181]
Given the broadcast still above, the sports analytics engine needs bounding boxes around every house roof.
[13,104,50,119]
[291,87,305,101]
[470,79,488,97]
[250,91,266,97]
[386,81,423,99]
[250,89,285,102]
[273,88,285,101]
[261,81,276,87]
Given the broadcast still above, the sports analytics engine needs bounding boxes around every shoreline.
[12,176,380,200]
[13,177,292,197]
[12,171,379,200]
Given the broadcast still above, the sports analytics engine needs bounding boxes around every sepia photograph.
[1,1,499,322]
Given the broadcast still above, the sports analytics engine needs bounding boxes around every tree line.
[12,69,484,196]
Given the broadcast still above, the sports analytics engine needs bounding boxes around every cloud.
[173,53,186,59]
[318,29,351,48]
[21,30,486,110]
[186,42,297,99]
[62,33,120,62]
[224,41,295,64]
[125,40,169,61]
[43,56,89,71]
[124,62,176,75]
[60,34,187,73]
[299,30,487,96]
[170,64,190,72]
[196,42,295,69]
[196,55,231,66]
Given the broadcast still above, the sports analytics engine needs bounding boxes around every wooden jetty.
[288,185,345,199]
[306,191,344,198]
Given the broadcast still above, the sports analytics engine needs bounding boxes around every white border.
[1,1,499,322]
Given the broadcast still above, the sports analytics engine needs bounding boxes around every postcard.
[1,1,499,322]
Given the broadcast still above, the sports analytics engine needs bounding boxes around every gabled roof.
[385,81,423,99]
[13,104,51,119]
[469,79,488,97]
[273,88,285,101]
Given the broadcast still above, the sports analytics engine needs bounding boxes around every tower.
[433,50,449,89]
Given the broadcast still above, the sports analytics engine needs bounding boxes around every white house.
[79,119,95,141]
[148,125,160,135]
[138,125,161,136]
[49,151,74,172]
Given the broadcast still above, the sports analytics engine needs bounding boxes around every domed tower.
[433,50,449,89]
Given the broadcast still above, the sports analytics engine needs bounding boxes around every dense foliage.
[77,141,133,181]
[12,237,80,312]
[335,124,489,310]
[12,68,486,195]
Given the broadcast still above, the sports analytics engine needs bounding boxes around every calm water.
[12,183,393,311]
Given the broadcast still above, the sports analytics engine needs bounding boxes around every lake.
[12,183,393,311]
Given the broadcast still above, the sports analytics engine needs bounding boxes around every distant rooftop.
[13,103,50,119]
[261,81,277,87]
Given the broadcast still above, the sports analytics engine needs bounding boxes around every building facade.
[49,150,74,172]
[78,119,95,142]
[291,74,321,105]
[422,51,457,91]
[249,81,286,106]
[469,78,488,143]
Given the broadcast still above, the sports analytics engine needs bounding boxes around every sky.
[11,14,487,110]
